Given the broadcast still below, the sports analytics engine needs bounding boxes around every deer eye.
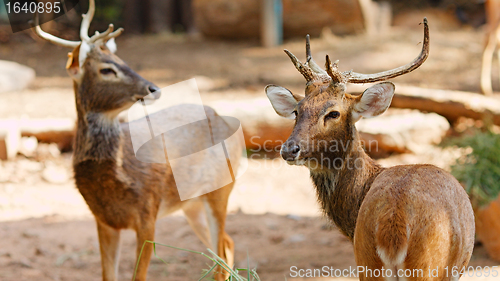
[325,111,340,121]
[100,68,116,75]
[292,110,298,117]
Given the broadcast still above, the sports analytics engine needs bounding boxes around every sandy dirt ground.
[1,23,499,280]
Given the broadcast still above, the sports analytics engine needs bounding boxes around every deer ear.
[105,38,117,53]
[66,45,83,80]
[266,85,301,119]
[352,82,395,120]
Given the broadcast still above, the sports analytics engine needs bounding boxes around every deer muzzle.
[281,141,301,162]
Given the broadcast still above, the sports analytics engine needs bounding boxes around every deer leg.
[182,199,212,248]
[183,199,231,280]
[182,183,234,281]
[205,183,235,281]
[96,220,121,281]
[133,221,156,281]
[481,32,496,95]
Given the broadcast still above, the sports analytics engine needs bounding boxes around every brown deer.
[266,19,475,280]
[30,1,244,280]
[481,0,500,95]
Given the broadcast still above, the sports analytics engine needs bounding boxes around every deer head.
[30,0,160,118]
[266,19,429,170]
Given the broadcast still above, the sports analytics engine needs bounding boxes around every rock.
[0,60,35,94]
[356,110,450,157]
[18,136,38,158]
[42,163,69,184]
[35,143,61,161]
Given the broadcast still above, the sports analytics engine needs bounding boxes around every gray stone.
[0,60,35,94]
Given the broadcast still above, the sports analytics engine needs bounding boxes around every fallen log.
[19,119,75,152]
[348,84,500,125]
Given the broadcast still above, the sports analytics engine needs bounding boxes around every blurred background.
[1,0,500,280]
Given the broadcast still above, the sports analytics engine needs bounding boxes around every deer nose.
[148,85,161,99]
[281,143,300,161]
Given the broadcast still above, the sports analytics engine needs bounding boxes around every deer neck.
[309,131,383,241]
[73,85,123,165]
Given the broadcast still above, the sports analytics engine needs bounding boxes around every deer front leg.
[183,199,231,280]
[206,184,235,281]
[133,222,156,281]
[96,220,122,281]
[182,184,234,281]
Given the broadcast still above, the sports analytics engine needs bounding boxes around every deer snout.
[281,142,301,161]
[147,84,161,99]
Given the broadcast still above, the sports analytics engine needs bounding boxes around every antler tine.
[346,17,430,84]
[306,34,312,62]
[304,34,328,75]
[80,0,96,41]
[284,49,315,81]
[29,13,80,48]
[89,23,114,43]
[325,55,344,83]
[104,27,124,40]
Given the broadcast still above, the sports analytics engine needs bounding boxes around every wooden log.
[19,119,75,152]
[347,84,500,125]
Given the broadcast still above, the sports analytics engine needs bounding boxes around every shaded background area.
[1,0,500,280]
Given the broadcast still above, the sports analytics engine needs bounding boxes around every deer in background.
[266,19,475,280]
[481,0,500,95]
[30,0,243,280]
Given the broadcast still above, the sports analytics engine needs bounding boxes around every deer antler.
[284,49,316,81]
[79,0,95,41]
[30,13,80,48]
[345,18,430,83]
[284,34,330,82]
[287,19,430,85]
[305,35,328,76]
[325,55,345,83]
[31,0,123,48]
